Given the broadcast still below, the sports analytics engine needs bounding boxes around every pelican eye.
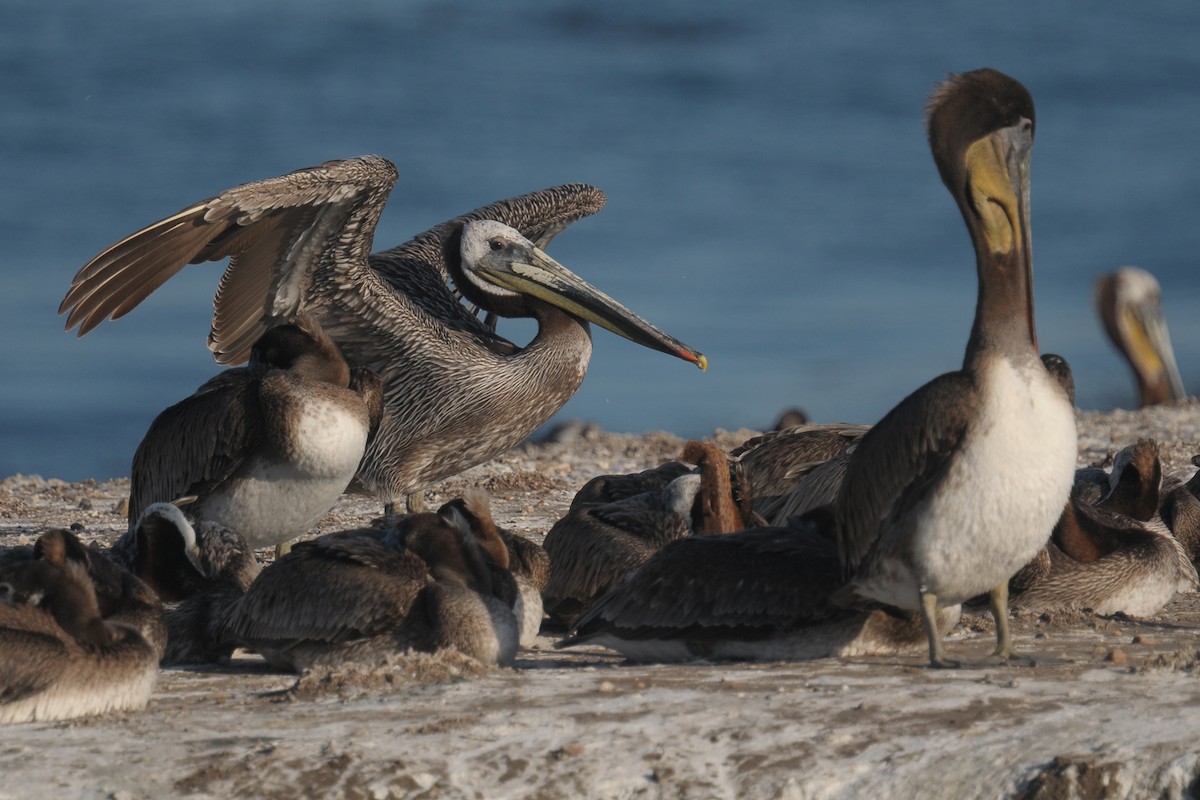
[488,239,504,252]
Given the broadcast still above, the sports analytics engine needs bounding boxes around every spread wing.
[834,372,976,578]
[219,534,429,649]
[128,370,264,525]
[61,156,400,363]
[564,522,844,644]
[60,155,607,371]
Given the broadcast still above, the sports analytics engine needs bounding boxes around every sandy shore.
[3,405,1200,799]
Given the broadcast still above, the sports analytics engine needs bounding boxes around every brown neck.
[681,441,743,534]
[1051,499,1124,563]
[964,227,1037,370]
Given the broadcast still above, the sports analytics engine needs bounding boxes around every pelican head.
[455,219,707,370]
[927,68,1037,355]
[1095,266,1185,407]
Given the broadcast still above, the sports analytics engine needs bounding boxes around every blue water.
[4,1,1200,482]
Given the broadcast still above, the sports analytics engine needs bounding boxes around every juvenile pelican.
[0,530,159,724]
[833,69,1077,668]
[1095,267,1186,407]
[558,514,961,663]
[112,502,260,664]
[127,313,383,548]
[58,158,706,512]
[219,507,521,671]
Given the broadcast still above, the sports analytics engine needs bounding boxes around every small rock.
[597,680,616,693]
[1105,648,1128,666]
[1131,635,1157,646]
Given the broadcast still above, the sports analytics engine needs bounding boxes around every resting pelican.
[219,505,522,671]
[1094,266,1186,407]
[58,158,706,511]
[833,69,1077,668]
[0,530,159,724]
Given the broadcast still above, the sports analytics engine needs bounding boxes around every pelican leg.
[988,582,1014,660]
[920,588,959,669]
[406,492,426,514]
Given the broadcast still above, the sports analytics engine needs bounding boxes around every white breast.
[859,357,1078,610]
[913,357,1077,604]
[202,398,369,549]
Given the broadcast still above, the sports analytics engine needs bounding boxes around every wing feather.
[834,372,977,577]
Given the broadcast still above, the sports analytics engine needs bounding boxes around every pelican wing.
[732,424,870,500]
[542,497,689,620]
[128,370,264,525]
[566,523,845,643]
[219,534,428,648]
[60,156,400,362]
[835,373,976,577]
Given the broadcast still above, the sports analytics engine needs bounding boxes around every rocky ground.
[3,405,1200,799]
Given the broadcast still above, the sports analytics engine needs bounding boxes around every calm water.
[4,1,1200,481]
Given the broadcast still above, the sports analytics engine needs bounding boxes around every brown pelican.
[833,69,1077,668]
[437,490,548,646]
[218,504,522,671]
[558,514,961,662]
[57,158,706,513]
[541,441,749,627]
[1009,440,1197,615]
[0,530,159,723]
[1095,267,1186,407]
[112,502,260,664]
[126,314,382,550]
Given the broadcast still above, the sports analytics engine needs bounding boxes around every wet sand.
[3,404,1200,799]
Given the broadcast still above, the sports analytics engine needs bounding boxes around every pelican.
[542,441,749,627]
[558,514,962,662]
[436,490,548,646]
[219,505,521,671]
[833,69,1077,668]
[127,314,382,550]
[111,502,260,664]
[1009,440,1198,616]
[0,530,159,724]
[1095,267,1186,407]
[58,158,706,512]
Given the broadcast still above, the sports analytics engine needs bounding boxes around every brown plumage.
[59,157,705,513]
[731,424,870,524]
[558,513,960,662]
[111,502,260,665]
[542,441,751,627]
[0,530,159,724]
[1006,440,1197,616]
[438,490,548,644]
[219,509,521,671]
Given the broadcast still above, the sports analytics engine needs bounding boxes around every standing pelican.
[58,158,706,511]
[1094,267,1186,407]
[834,69,1077,668]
